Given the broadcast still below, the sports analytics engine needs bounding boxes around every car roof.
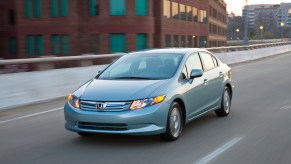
[128,48,210,55]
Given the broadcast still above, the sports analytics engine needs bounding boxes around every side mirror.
[190,69,203,79]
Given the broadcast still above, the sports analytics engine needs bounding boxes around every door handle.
[219,72,224,77]
[204,79,208,85]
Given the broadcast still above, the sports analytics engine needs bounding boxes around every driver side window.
[185,53,203,78]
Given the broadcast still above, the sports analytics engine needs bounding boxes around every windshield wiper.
[113,76,158,80]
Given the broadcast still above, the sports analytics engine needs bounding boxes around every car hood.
[74,79,168,101]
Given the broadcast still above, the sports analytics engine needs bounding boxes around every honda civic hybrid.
[64,48,233,141]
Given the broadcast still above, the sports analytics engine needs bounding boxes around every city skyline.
[225,0,291,15]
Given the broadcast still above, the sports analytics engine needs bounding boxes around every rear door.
[199,51,224,112]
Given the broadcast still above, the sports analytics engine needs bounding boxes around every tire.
[215,87,231,117]
[77,132,93,137]
[161,102,183,141]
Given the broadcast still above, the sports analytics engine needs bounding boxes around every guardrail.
[208,41,291,53]
[1,41,291,73]
[227,38,290,46]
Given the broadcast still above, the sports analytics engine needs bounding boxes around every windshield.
[97,53,184,80]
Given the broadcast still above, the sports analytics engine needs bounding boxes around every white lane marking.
[0,107,63,124]
[280,106,291,110]
[194,136,243,164]
[254,137,266,146]
[0,92,27,99]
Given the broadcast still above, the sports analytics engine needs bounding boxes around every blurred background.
[0,0,291,73]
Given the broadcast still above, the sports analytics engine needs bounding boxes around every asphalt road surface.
[1,52,291,164]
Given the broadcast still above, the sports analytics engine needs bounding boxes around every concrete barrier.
[0,65,107,110]
[1,44,291,110]
[216,44,291,65]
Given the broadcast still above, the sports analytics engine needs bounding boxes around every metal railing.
[1,41,290,73]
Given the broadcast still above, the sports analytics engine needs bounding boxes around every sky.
[224,0,291,15]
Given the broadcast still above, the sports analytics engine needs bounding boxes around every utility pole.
[243,0,249,45]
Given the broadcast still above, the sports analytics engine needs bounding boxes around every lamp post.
[259,25,263,43]
[280,22,284,41]
[236,28,240,40]
[243,3,249,45]
[192,35,196,47]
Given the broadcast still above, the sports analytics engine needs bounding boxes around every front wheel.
[161,102,183,141]
[77,132,93,137]
[215,87,231,117]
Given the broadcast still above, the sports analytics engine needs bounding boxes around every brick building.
[0,0,227,59]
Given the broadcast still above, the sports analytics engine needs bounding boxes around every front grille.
[80,101,131,112]
[78,122,128,131]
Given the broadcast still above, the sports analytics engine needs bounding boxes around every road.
[1,52,291,164]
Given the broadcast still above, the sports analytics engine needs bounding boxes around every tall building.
[255,5,278,36]
[208,0,227,47]
[277,3,291,27]
[243,3,291,29]
[0,0,227,59]
[242,4,273,30]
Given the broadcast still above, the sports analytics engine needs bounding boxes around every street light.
[280,22,284,41]
[236,28,240,40]
[259,25,263,43]
[192,35,196,47]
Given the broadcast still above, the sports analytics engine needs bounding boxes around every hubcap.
[170,107,181,138]
[224,90,230,113]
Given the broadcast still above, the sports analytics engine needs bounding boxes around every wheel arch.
[225,83,233,100]
[173,98,186,125]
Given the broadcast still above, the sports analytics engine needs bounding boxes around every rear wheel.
[161,102,183,141]
[215,87,231,117]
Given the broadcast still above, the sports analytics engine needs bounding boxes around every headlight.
[67,93,80,108]
[130,95,166,110]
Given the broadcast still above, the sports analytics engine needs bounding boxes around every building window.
[136,34,148,50]
[193,36,198,47]
[9,37,17,53]
[198,10,202,23]
[51,0,68,17]
[136,0,148,16]
[198,10,207,24]
[179,4,186,20]
[90,34,100,54]
[9,10,16,25]
[163,0,171,18]
[199,36,207,48]
[110,34,126,53]
[187,36,192,47]
[193,7,198,22]
[181,35,186,47]
[165,35,171,47]
[186,6,192,21]
[203,10,207,24]
[172,2,178,19]
[24,0,42,18]
[89,0,99,16]
[110,0,126,16]
[26,35,43,55]
[52,35,69,55]
[173,35,179,47]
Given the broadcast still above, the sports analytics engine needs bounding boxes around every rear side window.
[212,56,218,67]
[200,52,215,71]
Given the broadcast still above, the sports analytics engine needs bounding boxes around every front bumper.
[64,101,170,135]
